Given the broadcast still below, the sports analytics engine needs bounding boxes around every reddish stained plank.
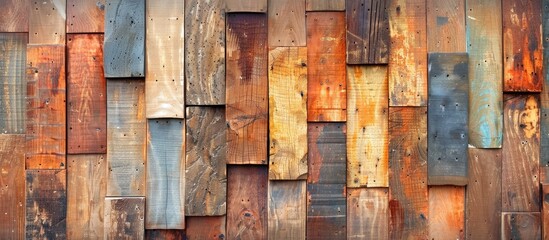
[145,230,186,240]
[543,184,549,239]
[426,0,466,52]
[428,186,465,240]
[0,135,25,239]
[0,0,29,32]
[185,216,226,240]
[67,0,105,33]
[502,212,541,239]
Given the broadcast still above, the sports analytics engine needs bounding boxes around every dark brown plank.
[502,212,541,239]
[306,0,345,11]
[145,229,186,240]
[0,33,27,134]
[0,135,25,239]
[428,186,465,239]
[346,0,389,64]
[29,0,65,44]
[185,216,225,240]
[0,0,29,32]
[268,0,306,47]
[426,0,466,52]
[67,0,105,33]
[226,0,267,12]
[347,188,389,239]
[104,197,145,239]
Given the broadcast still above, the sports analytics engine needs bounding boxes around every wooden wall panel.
[67,0,105,33]
[268,181,306,240]
[104,197,145,239]
[67,34,107,154]
[268,47,308,180]
[0,0,29,32]
[347,188,389,240]
[185,216,225,240]
[502,212,541,239]
[145,230,186,240]
[428,186,465,240]
[542,0,549,183]
[226,13,268,164]
[106,79,146,196]
[307,12,346,121]
[268,0,306,47]
[0,33,27,134]
[543,184,549,239]
[346,0,389,64]
[29,0,65,44]
[347,65,388,188]
[185,0,226,105]
[226,0,267,12]
[0,135,25,239]
[26,45,66,169]
[306,0,345,11]
[426,0,466,52]
[104,0,145,78]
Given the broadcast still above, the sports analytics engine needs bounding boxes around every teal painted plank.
[541,0,549,183]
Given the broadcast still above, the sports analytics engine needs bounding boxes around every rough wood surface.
[67,34,107,154]
[268,47,308,180]
[307,12,347,122]
[106,79,146,196]
[146,119,185,229]
[26,45,66,169]
[67,0,105,33]
[347,65,388,188]
[226,13,268,164]
[146,0,184,118]
[268,181,306,240]
[346,0,389,64]
[0,33,27,134]
[104,197,145,239]
[426,0,466,52]
[307,123,347,239]
[543,184,549,239]
[542,0,549,183]
[185,107,226,216]
[0,135,25,239]
[502,212,541,239]
[347,188,389,240]
[0,0,29,32]
[268,0,306,47]
[185,0,226,105]
[428,186,465,240]
[186,216,226,240]
[29,0,65,44]
[226,0,267,12]
[306,0,345,11]
[145,230,186,240]
[104,0,144,77]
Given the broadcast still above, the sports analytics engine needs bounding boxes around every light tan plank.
[226,0,267,12]
[347,188,389,239]
[268,181,306,240]
[29,0,66,44]
[306,0,345,11]
[268,0,306,46]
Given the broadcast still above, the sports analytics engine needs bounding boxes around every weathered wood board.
[543,184,549,239]
[146,119,185,229]
[503,0,543,92]
[29,0,65,44]
[502,212,541,239]
[106,79,146,196]
[226,0,267,12]
[427,53,469,185]
[268,181,306,240]
[25,170,67,239]
[185,216,226,240]
[67,34,107,154]
[347,65,388,188]
[268,0,306,47]
[185,107,226,216]
[104,197,145,239]
[26,45,66,169]
[145,229,186,240]
[426,0,466,52]
[542,0,549,183]
[268,47,308,180]
[388,107,428,239]
[347,188,389,240]
[227,165,268,239]
[502,94,540,212]
[466,0,503,148]
[307,12,346,122]
[67,0,105,33]
[104,0,144,77]
[346,0,389,64]
[146,0,184,118]
[226,13,268,164]
[306,0,345,11]
[67,154,106,239]
[307,123,347,239]
[0,0,29,32]
[388,0,427,106]
[0,135,25,239]
[185,0,226,105]
[0,33,27,134]
[428,186,465,240]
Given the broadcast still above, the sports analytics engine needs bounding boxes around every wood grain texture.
[347,65,388,188]
[307,123,347,239]
[427,53,468,185]
[0,33,27,134]
[104,197,145,239]
[542,0,549,184]
[543,184,549,239]
[306,0,345,11]
[146,119,185,229]
[467,0,503,148]
[502,212,541,239]
[226,0,267,12]
[428,186,465,240]
[503,94,540,212]
[185,0,226,105]
[67,154,106,239]
[0,135,25,239]
[388,107,428,239]
[0,0,29,32]
[29,0,65,44]
[503,0,543,92]
[307,12,347,122]
[268,0,306,47]
[268,181,306,240]
[347,188,389,240]
[26,45,66,169]
[25,170,67,239]
[106,79,146,196]
[146,0,184,118]
[145,229,186,240]
[67,0,105,33]
[104,0,144,77]
[426,0,466,52]
[67,34,107,154]
[268,47,308,180]
[185,107,226,216]
[346,0,389,64]
[227,165,268,239]
[388,0,427,106]
[186,216,226,240]
[226,13,268,164]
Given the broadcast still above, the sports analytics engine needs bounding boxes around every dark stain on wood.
[186,216,226,240]
[104,197,145,239]
[0,33,27,134]
[502,212,541,240]
[145,229,186,240]
[346,0,389,64]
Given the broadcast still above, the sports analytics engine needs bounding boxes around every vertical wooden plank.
[268,181,306,240]
[185,216,225,240]
[104,197,145,239]
[426,0,466,52]
[467,0,503,148]
[268,47,308,180]
[26,45,66,169]
[226,165,268,239]
[388,107,428,239]
[347,188,389,240]
[29,0,65,44]
[104,0,145,78]
[67,154,106,239]
[145,230,186,240]
[543,184,549,239]
[0,135,25,239]
[307,123,347,239]
[427,53,469,185]
[226,13,268,164]
[268,0,306,47]
[346,0,390,64]
[542,0,549,184]
[67,0,105,33]
[388,0,427,106]
[503,94,540,212]
[185,107,226,216]
[106,79,146,196]
[428,186,465,240]
[146,0,184,118]
[307,0,345,11]
[0,33,27,134]
[307,12,346,122]
[226,0,267,12]
[185,0,226,105]
[502,212,541,239]
[67,34,107,154]
[25,170,66,239]
[0,0,29,32]
[146,119,185,229]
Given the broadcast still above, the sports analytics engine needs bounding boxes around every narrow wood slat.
[268,0,306,47]
[306,0,345,11]
[0,135,25,239]
[347,188,389,240]
[426,0,466,52]
[67,0,105,33]
[428,186,465,239]
[104,197,145,239]
[502,212,541,239]
[226,0,267,12]
[185,216,225,239]
[268,181,306,240]
[541,0,549,183]
[0,0,29,32]
[543,184,549,239]
[0,33,27,134]
[29,0,65,44]
[145,230,186,240]
[346,0,389,64]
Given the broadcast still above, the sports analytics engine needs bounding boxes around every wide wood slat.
[185,216,226,239]
[346,0,389,64]
[543,184,549,239]
[226,0,267,12]
[347,188,389,240]
[268,0,306,47]
[0,33,27,134]
[428,186,465,239]
[307,0,345,11]
[0,0,29,32]
[145,229,186,240]
[0,135,25,239]
[67,0,105,33]
[502,212,541,239]
[426,0,466,52]
[29,0,65,44]
[268,181,306,239]
[104,197,145,239]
